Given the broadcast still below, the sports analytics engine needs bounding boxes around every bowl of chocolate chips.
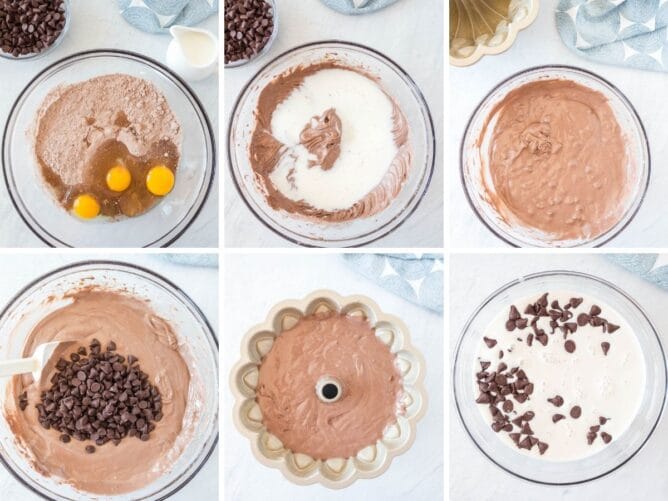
[0,0,70,60]
[0,261,218,499]
[225,0,277,67]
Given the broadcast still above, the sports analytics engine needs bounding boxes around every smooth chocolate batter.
[256,312,403,460]
[248,62,412,222]
[478,79,631,241]
[4,290,195,495]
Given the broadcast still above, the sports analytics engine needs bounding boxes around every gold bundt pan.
[450,0,539,66]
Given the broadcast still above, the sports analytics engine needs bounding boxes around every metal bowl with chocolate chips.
[0,0,71,61]
[453,270,667,485]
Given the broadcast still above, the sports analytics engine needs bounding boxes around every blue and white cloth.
[607,254,668,289]
[118,0,218,34]
[320,0,402,16]
[556,0,668,72]
[344,253,443,313]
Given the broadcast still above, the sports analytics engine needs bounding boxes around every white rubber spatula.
[0,342,64,381]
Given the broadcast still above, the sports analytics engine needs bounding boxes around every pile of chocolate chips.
[31,339,162,454]
[224,0,274,64]
[475,361,549,454]
[501,293,619,355]
[0,0,66,58]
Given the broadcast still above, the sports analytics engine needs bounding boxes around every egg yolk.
[106,165,132,192]
[73,194,100,219]
[146,165,175,196]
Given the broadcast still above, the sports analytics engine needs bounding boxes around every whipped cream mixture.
[475,291,645,461]
[477,79,632,242]
[4,290,198,495]
[256,312,403,460]
[249,62,412,222]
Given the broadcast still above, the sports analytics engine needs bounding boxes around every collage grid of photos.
[0,0,666,501]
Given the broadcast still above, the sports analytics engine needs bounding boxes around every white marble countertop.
[0,0,219,248]
[0,253,219,499]
[223,253,443,499]
[450,4,668,248]
[224,0,444,248]
[450,253,668,500]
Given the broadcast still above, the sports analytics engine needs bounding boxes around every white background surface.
[0,0,219,248]
[223,253,443,500]
[449,253,668,500]
[450,4,668,248]
[0,253,219,499]
[224,0,444,248]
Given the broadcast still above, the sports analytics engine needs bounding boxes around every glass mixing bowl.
[228,40,435,247]
[453,271,666,485]
[3,50,216,247]
[0,261,218,499]
[460,65,650,248]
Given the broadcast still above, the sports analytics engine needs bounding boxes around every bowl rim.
[459,64,651,248]
[1,48,217,248]
[226,39,436,248]
[230,288,428,488]
[452,269,667,486]
[0,259,219,500]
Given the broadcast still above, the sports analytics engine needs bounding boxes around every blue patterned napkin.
[118,0,218,34]
[556,0,668,72]
[344,254,443,313]
[320,0,402,15]
[607,254,668,289]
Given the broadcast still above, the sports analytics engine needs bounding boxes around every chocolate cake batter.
[4,290,196,495]
[478,79,632,241]
[33,74,182,218]
[248,62,412,222]
[256,312,403,460]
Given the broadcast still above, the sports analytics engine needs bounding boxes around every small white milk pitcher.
[166,25,218,82]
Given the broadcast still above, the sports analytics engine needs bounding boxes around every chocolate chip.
[515,318,528,329]
[510,432,521,444]
[505,319,516,331]
[601,342,610,356]
[483,337,497,348]
[569,297,584,308]
[552,414,565,423]
[537,442,549,455]
[601,432,612,444]
[502,400,513,413]
[60,434,70,443]
[590,305,602,316]
[509,305,521,320]
[85,445,95,453]
[521,422,533,435]
[587,432,597,445]
[480,361,491,371]
[599,416,609,425]
[522,411,535,421]
[577,313,590,326]
[564,340,576,353]
[0,0,67,58]
[589,425,600,433]
[570,406,582,419]
[606,323,620,333]
[537,293,548,307]
[526,333,534,346]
